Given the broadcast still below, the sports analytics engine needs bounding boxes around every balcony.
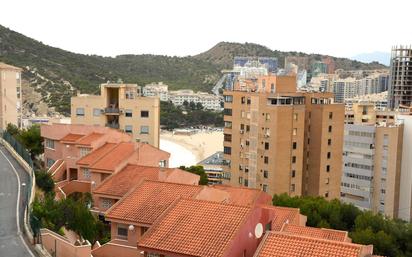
[106,123,120,129]
[104,107,120,114]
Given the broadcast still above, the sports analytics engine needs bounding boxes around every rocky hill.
[0,25,386,115]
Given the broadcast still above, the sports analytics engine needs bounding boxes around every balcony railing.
[106,123,120,129]
[104,107,120,114]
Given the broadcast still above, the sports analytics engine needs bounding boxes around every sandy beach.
[160,130,223,167]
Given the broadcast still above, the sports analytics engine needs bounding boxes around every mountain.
[0,25,387,115]
[351,52,391,66]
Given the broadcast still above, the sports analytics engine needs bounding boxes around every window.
[224,121,232,128]
[140,126,149,134]
[266,113,271,120]
[264,156,269,164]
[241,97,246,104]
[292,156,296,163]
[328,139,332,146]
[125,125,133,133]
[329,112,333,119]
[293,113,298,120]
[239,177,243,184]
[141,227,148,236]
[264,170,268,178]
[244,179,249,187]
[46,158,55,168]
[223,108,232,116]
[246,125,250,132]
[262,184,268,192]
[125,109,133,117]
[101,198,112,209]
[328,125,332,133]
[291,170,296,178]
[247,97,251,105]
[159,160,167,167]
[327,152,331,159]
[324,191,329,198]
[80,147,91,157]
[83,168,91,179]
[292,142,297,150]
[325,178,329,184]
[290,184,295,192]
[76,108,85,116]
[45,139,55,149]
[93,108,101,116]
[224,95,233,103]
[141,110,149,118]
[326,165,330,172]
[224,134,232,142]
[293,128,297,136]
[264,142,269,150]
[117,225,128,239]
[224,146,232,155]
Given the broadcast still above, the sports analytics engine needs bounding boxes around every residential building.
[341,122,404,218]
[41,124,170,197]
[344,102,400,125]
[71,82,160,147]
[0,62,22,130]
[168,89,222,110]
[311,61,328,77]
[398,114,412,221]
[284,56,309,71]
[197,151,225,184]
[142,82,168,101]
[388,45,412,109]
[345,92,388,111]
[223,74,344,199]
[333,78,357,103]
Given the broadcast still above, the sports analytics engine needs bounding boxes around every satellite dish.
[129,225,135,231]
[255,223,263,238]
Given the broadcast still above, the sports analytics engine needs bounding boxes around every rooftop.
[138,198,251,257]
[93,165,199,197]
[76,143,117,166]
[263,206,302,231]
[105,181,201,225]
[198,151,224,166]
[90,142,135,171]
[254,232,371,257]
[281,224,349,242]
[60,133,85,144]
[0,62,22,71]
[75,132,104,146]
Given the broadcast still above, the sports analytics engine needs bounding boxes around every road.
[0,145,35,257]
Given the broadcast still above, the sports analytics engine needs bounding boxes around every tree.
[35,170,55,195]
[179,165,209,185]
[5,123,20,136]
[196,102,203,110]
[19,124,43,159]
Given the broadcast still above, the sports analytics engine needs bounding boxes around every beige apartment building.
[0,62,22,130]
[71,83,160,147]
[223,74,344,199]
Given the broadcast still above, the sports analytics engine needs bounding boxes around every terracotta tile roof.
[90,142,135,171]
[76,143,117,166]
[0,62,22,70]
[264,206,302,231]
[105,181,202,225]
[209,185,268,206]
[138,199,251,257]
[60,133,85,143]
[134,143,170,166]
[281,224,348,242]
[254,232,370,257]
[75,132,104,146]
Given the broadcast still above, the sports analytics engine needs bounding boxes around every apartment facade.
[168,89,223,110]
[71,83,160,147]
[0,62,22,130]
[223,74,344,199]
[142,82,168,101]
[197,151,225,184]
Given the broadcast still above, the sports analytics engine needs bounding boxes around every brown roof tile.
[75,132,104,146]
[105,181,202,225]
[138,199,251,257]
[90,142,135,171]
[264,206,301,231]
[281,224,348,242]
[254,232,369,257]
[76,143,117,166]
[60,133,85,143]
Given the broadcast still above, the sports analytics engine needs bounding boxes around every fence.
[0,129,36,238]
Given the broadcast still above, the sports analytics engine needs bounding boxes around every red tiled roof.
[254,232,370,257]
[60,133,85,143]
[264,206,301,231]
[281,224,348,242]
[210,185,267,206]
[76,143,117,166]
[105,181,201,225]
[90,142,135,171]
[93,165,199,197]
[138,199,251,257]
[75,132,104,146]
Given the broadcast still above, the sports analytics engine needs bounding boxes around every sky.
[1,0,411,59]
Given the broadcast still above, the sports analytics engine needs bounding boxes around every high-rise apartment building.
[388,45,412,109]
[0,62,22,130]
[223,74,344,199]
[71,83,160,147]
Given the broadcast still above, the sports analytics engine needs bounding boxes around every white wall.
[399,115,412,221]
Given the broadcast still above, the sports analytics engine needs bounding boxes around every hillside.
[0,25,386,115]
